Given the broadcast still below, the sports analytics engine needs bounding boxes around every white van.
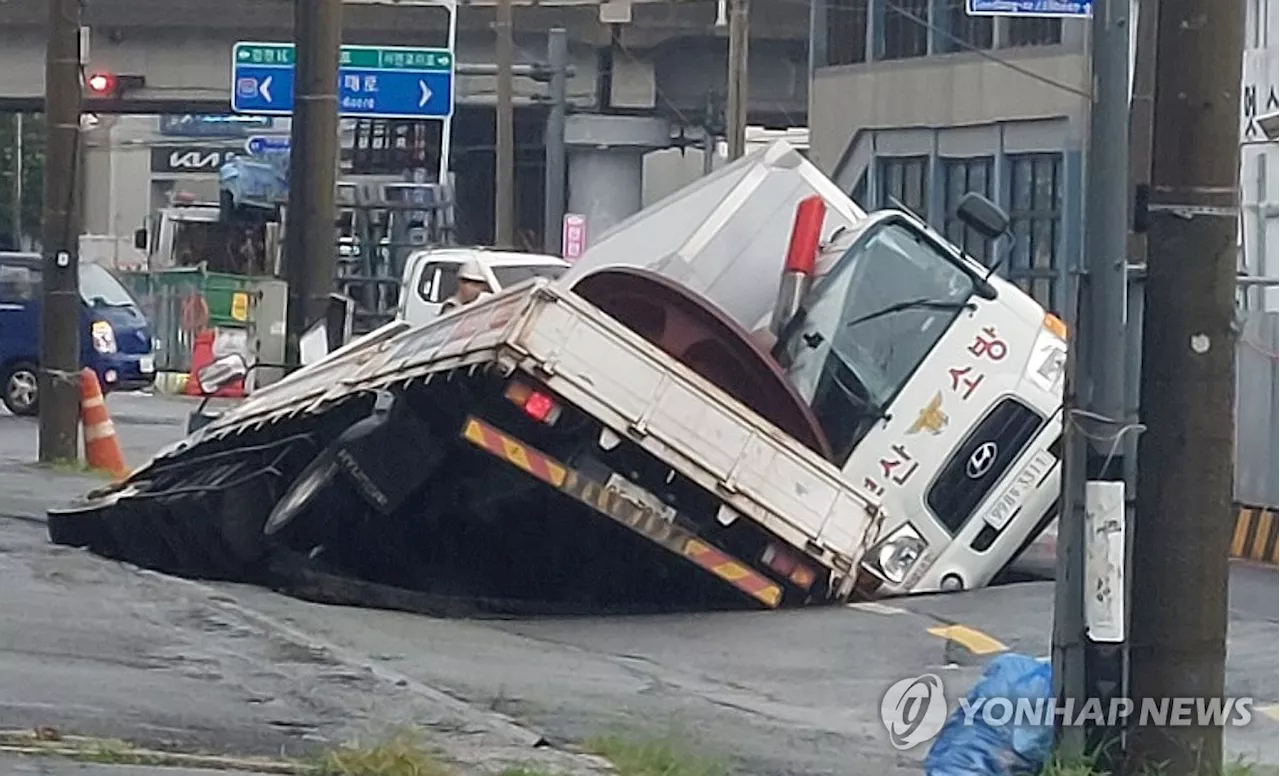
[398,248,570,324]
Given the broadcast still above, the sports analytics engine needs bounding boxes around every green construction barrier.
[120,267,257,372]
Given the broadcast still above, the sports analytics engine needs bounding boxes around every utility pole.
[39,0,83,463]
[1052,0,1131,765]
[284,0,343,367]
[542,28,567,256]
[11,113,22,245]
[1128,0,1244,770]
[494,0,515,247]
[725,0,749,161]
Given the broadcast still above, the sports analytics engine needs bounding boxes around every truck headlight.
[1025,321,1067,394]
[862,523,927,585]
[91,321,117,354]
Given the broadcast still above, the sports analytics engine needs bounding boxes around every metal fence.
[1235,311,1279,509]
[121,269,256,374]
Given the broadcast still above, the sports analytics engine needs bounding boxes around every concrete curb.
[1230,504,1279,565]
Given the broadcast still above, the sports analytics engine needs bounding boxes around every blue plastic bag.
[923,653,1055,776]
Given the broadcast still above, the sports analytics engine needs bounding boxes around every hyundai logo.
[966,441,998,479]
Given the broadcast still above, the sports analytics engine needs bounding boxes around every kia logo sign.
[150,146,241,173]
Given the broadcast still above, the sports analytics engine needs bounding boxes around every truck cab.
[399,247,570,323]
[773,207,1066,596]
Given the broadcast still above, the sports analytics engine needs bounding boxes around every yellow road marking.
[1250,510,1274,561]
[1231,509,1252,557]
[927,624,1008,655]
[1257,704,1279,722]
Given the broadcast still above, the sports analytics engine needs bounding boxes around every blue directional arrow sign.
[231,42,455,120]
[245,135,291,155]
[966,0,1091,16]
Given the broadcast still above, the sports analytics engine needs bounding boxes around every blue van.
[0,252,155,416]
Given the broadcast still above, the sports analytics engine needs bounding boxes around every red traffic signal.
[85,72,115,96]
[84,73,145,98]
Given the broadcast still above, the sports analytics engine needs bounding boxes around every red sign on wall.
[562,213,587,261]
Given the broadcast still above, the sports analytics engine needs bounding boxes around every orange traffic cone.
[80,368,129,479]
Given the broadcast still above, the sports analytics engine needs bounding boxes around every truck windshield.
[173,219,264,274]
[80,263,135,308]
[779,221,976,461]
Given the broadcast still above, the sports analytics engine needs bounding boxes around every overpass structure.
[0,0,808,124]
[0,0,809,248]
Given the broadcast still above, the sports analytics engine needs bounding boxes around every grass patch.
[586,734,730,776]
[317,731,451,776]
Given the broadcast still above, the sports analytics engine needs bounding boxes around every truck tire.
[2,361,39,416]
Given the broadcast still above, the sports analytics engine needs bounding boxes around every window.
[417,262,460,303]
[877,156,929,218]
[0,262,39,304]
[1006,153,1063,308]
[941,0,993,52]
[779,221,976,462]
[827,0,870,65]
[881,0,930,59]
[1005,17,1062,47]
[942,157,994,261]
[79,263,135,308]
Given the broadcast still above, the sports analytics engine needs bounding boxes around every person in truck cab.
[440,258,492,314]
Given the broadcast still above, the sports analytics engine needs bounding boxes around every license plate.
[604,472,677,524]
[984,450,1057,530]
[138,355,155,374]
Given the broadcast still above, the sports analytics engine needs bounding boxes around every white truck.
[47,142,1065,607]
[398,247,570,322]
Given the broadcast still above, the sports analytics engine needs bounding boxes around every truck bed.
[191,279,884,595]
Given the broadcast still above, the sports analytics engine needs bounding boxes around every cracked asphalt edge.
[132,568,555,750]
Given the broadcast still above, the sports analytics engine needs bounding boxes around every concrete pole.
[543,28,568,256]
[1051,0,1131,763]
[11,113,22,245]
[494,0,515,247]
[38,0,82,462]
[725,0,749,161]
[284,0,343,367]
[1128,0,1244,769]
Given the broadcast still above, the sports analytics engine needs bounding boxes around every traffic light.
[84,72,145,99]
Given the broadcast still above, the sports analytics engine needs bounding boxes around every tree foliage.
[0,113,47,249]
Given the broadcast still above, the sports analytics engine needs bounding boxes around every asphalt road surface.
[1,393,1276,774]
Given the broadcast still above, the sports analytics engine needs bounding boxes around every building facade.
[807,0,1089,316]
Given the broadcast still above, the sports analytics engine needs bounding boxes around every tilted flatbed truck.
[47,142,1066,610]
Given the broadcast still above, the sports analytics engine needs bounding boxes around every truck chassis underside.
[48,372,811,616]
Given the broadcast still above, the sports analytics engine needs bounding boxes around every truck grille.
[926,398,1044,534]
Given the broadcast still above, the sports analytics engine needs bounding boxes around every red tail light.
[504,380,562,425]
[761,542,816,591]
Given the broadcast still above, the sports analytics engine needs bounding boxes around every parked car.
[0,253,156,416]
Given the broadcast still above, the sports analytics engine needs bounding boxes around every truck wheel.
[2,361,39,416]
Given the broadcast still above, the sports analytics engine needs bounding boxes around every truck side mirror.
[133,227,148,251]
[956,193,1009,243]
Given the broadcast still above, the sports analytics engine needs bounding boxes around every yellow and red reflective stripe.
[683,538,782,607]
[462,417,567,487]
